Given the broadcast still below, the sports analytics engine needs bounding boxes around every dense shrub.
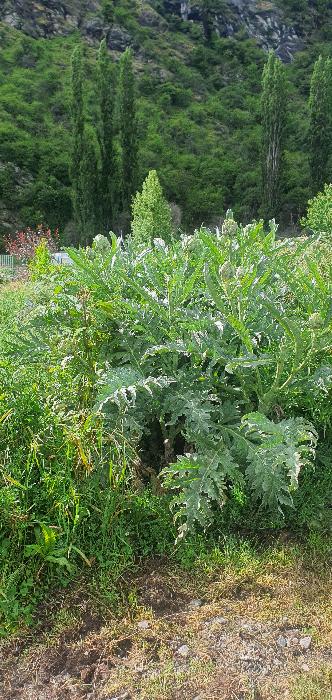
[4,225,59,262]
[131,169,173,243]
[0,221,331,631]
[302,183,332,236]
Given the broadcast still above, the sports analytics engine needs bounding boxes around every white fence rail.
[0,255,14,269]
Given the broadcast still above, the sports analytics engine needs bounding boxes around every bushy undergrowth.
[0,221,332,633]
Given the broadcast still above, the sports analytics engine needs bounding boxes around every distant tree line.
[261,51,332,222]
[70,40,332,244]
[71,41,138,243]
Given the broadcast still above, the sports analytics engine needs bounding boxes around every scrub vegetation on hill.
[0,0,332,238]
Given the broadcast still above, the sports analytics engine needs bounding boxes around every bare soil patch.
[1,551,332,700]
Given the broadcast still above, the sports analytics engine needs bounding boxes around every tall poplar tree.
[261,51,287,221]
[98,39,116,233]
[71,45,85,240]
[309,55,331,193]
[71,46,99,244]
[118,48,138,224]
[81,128,100,241]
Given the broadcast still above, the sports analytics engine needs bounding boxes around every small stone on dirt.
[189,599,203,609]
[137,620,150,630]
[205,616,228,626]
[301,663,310,671]
[177,644,190,657]
[277,635,288,648]
[299,636,312,651]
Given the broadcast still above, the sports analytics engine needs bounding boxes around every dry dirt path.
[1,551,332,700]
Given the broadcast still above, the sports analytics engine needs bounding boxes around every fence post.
[0,255,14,270]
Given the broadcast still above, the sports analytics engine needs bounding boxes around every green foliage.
[302,183,332,235]
[24,523,75,573]
[28,237,54,280]
[102,0,115,24]
[70,46,100,245]
[131,169,173,244]
[0,7,332,234]
[118,48,138,223]
[308,56,332,192]
[243,413,317,509]
[71,45,86,242]
[261,51,287,220]
[98,39,117,233]
[0,219,332,628]
[195,0,228,43]
[293,666,332,700]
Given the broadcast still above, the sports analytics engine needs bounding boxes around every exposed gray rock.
[137,5,168,29]
[188,599,203,609]
[137,620,150,630]
[0,1,128,47]
[164,0,303,61]
[0,161,33,191]
[204,616,228,626]
[106,25,132,51]
[83,16,104,42]
[299,636,312,651]
[276,635,288,648]
[176,644,190,657]
[180,1,190,21]
[217,1,304,61]
[0,0,303,60]
[0,0,81,38]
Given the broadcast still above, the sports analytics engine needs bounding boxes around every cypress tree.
[71,46,100,245]
[81,128,100,242]
[309,55,331,193]
[97,39,116,233]
[261,51,287,221]
[118,48,138,225]
[71,45,85,241]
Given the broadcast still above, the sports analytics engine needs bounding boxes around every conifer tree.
[309,55,331,193]
[98,39,116,233]
[71,46,99,244]
[261,51,287,221]
[71,45,85,240]
[131,170,173,244]
[118,48,138,224]
[81,128,100,242]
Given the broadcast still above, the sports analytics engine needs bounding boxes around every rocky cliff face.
[0,0,134,50]
[174,0,303,61]
[0,0,302,60]
[1,1,88,38]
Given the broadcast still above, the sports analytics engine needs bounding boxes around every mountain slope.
[0,0,303,59]
[0,0,331,239]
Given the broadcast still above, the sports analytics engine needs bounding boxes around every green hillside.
[0,0,332,240]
